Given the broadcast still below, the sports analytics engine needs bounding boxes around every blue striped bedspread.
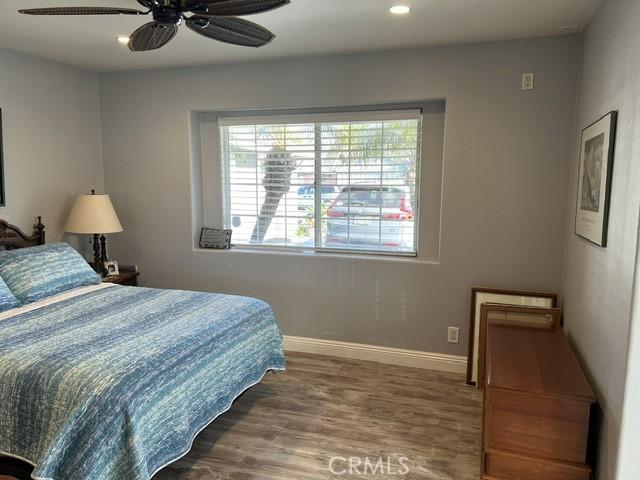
[0,285,286,480]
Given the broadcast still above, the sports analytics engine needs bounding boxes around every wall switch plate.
[522,72,535,90]
[448,327,460,344]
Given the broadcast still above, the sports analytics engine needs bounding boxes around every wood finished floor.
[0,353,482,480]
[155,352,483,480]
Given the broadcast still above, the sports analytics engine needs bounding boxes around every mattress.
[0,284,285,480]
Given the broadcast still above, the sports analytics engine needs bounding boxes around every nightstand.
[102,267,140,287]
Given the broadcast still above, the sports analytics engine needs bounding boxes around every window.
[219,110,422,255]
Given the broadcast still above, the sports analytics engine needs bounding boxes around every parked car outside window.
[326,186,414,251]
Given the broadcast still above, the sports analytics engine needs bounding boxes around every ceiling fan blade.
[129,22,178,52]
[187,16,274,47]
[192,0,290,16]
[19,7,146,16]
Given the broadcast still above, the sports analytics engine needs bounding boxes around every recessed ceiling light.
[116,36,130,46]
[390,5,411,15]
[557,25,580,32]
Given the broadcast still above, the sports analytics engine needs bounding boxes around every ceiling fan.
[18,0,290,51]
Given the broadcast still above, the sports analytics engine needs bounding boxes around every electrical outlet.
[522,72,535,90]
[447,327,460,344]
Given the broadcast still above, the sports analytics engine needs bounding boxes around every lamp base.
[92,264,106,277]
[100,234,108,264]
[92,234,108,277]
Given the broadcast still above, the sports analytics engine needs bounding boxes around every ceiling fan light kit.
[19,0,290,51]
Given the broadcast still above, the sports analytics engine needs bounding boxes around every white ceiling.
[0,0,600,72]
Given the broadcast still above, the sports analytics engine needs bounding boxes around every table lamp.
[64,190,123,275]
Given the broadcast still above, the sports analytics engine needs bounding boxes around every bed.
[0,219,286,480]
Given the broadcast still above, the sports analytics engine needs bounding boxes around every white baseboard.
[283,335,467,374]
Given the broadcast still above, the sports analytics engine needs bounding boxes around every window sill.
[192,246,439,265]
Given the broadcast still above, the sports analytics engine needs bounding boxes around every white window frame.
[218,109,423,257]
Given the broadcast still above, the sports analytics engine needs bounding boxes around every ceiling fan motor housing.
[152,6,183,25]
[147,0,211,25]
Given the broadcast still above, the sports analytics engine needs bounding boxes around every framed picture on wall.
[575,111,617,247]
[466,287,557,385]
[0,108,5,206]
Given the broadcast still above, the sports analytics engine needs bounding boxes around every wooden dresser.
[482,323,596,480]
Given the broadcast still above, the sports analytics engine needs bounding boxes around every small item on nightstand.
[102,265,140,287]
[104,260,119,277]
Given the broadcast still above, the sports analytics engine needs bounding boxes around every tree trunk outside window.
[250,150,296,243]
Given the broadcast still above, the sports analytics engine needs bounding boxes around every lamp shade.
[64,194,123,234]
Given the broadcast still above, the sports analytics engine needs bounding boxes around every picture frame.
[0,108,5,207]
[476,303,560,387]
[466,287,558,385]
[199,227,232,249]
[575,111,617,247]
[104,260,120,277]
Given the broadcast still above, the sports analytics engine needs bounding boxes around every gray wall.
[618,243,640,478]
[100,36,580,356]
[560,0,640,478]
[0,47,103,243]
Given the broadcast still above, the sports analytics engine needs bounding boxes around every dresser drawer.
[484,449,591,480]
[485,387,591,463]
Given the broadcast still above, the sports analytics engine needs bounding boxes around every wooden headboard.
[0,217,45,250]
